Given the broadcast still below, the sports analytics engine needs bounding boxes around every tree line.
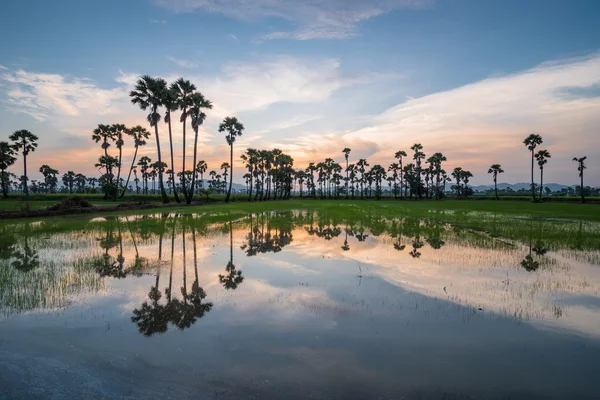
[0,76,592,203]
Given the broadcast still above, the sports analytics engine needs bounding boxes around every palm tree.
[129,75,170,203]
[410,144,425,199]
[187,93,213,203]
[534,150,551,200]
[219,117,245,203]
[196,160,207,193]
[487,164,504,200]
[121,126,151,198]
[62,171,76,193]
[573,156,587,203]
[523,134,543,201]
[0,141,17,198]
[162,87,182,203]
[171,78,197,201]
[395,150,407,199]
[9,130,38,198]
[342,148,351,198]
[111,123,127,200]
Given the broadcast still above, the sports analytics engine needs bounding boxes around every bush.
[47,196,93,211]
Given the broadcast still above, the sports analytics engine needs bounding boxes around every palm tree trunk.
[153,118,169,203]
[539,167,544,200]
[114,139,123,201]
[494,175,498,200]
[531,151,536,201]
[119,145,139,198]
[581,170,585,203]
[188,127,200,204]
[226,144,233,203]
[23,153,28,198]
[167,113,181,203]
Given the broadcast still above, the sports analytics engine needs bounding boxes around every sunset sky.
[1,0,599,185]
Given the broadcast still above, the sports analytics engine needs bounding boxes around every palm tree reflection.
[220,221,244,290]
[132,215,212,336]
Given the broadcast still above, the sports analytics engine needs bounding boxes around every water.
[1,209,600,399]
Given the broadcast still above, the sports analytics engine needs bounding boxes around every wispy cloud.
[339,53,600,183]
[149,19,167,24]
[155,0,431,40]
[228,33,239,43]
[168,57,199,69]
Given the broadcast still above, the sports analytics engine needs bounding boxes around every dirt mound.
[48,196,94,211]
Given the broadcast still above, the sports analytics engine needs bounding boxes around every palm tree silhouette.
[572,156,587,203]
[9,129,38,198]
[120,126,151,198]
[188,93,213,203]
[129,75,170,203]
[219,117,245,203]
[534,150,551,200]
[523,134,543,201]
[162,86,183,203]
[0,141,17,198]
[487,164,504,200]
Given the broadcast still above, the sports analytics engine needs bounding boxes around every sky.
[0,0,599,185]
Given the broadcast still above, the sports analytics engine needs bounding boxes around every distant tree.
[395,150,407,199]
[410,144,425,199]
[487,164,504,200]
[62,171,76,193]
[523,134,543,201]
[219,117,244,203]
[9,130,38,197]
[573,156,587,203]
[0,141,17,198]
[534,150,551,200]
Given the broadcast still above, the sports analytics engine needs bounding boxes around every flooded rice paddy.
[1,206,600,399]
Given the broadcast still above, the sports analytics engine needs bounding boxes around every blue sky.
[1,0,599,184]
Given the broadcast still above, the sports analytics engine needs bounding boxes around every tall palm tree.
[395,151,407,199]
[129,75,170,203]
[162,87,182,203]
[487,164,504,200]
[342,148,351,198]
[573,156,587,203]
[0,141,17,198]
[534,150,551,200]
[121,126,151,198]
[111,124,127,200]
[9,130,38,198]
[219,117,245,203]
[171,79,197,201]
[523,133,543,201]
[187,93,212,203]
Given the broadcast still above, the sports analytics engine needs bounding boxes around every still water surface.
[1,209,600,399]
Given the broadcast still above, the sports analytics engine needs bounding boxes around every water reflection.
[1,209,600,330]
[132,215,213,336]
[2,209,600,398]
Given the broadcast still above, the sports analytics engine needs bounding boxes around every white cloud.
[228,33,239,42]
[149,19,168,24]
[168,57,199,69]
[0,68,128,121]
[155,0,431,40]
[196,56,359,116]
